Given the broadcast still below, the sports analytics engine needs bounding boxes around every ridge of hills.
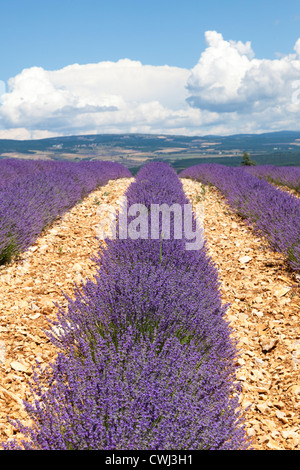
[1,130,300,173]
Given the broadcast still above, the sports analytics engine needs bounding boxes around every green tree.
[241,151,256,166]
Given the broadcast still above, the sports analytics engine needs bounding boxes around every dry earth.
[182,178,300,450]
[0,175,299,450]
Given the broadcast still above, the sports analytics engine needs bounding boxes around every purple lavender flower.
[242,164,300,193]
[180,163,300,270]
[0,159,131,264]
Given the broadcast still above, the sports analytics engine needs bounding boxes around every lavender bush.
[2,162,248,450]
[180,163,300,271]
[0,159,56,189]
[242,164,300,193]
[0,160,131,264]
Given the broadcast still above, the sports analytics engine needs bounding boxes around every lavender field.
[242,165,300,194]
[0,159,131,265]
[0,161,249,450]
[181,163,300,271]
[1,159,300,450]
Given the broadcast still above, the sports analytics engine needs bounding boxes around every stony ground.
[0,175,299,450]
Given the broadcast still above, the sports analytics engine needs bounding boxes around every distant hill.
[1,131,300,172]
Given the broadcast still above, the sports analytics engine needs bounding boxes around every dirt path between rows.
[0,177,134,446]
[181,178,300,450]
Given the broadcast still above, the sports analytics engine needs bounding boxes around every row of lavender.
[180,163,300,271]
[0,159,131,264]
[3,162,248,450]
[0,159,59,188]
[242,164,300,193]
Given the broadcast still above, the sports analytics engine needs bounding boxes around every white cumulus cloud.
[0,59,193,136]
[186,30,300,116]
[1,32,300,139]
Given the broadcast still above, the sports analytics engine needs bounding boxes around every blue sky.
[2,0,300,81]
[1,0,300,138]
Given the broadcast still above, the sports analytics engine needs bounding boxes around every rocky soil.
[0,175,299,450]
